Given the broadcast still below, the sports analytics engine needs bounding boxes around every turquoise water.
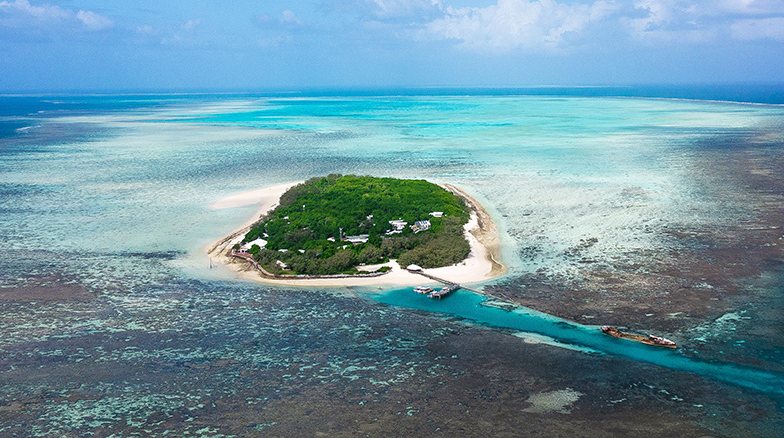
[373,289,784,397]
[1,91,784,433]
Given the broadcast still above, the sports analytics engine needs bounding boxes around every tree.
[359,244,382,264]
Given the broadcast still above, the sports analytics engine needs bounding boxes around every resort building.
[343,234,370,244]
[429,211,444,217]
[275,260,290,270]
[411,220,431,234]
[386,219,408,235]
[389,219,407,230]
[241,238,267,251]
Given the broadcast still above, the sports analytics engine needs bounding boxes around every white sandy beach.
[207,181,506,289]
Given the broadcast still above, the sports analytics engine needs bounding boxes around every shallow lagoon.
[1,91,783,435]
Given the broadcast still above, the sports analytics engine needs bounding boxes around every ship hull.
[601,326,677,349]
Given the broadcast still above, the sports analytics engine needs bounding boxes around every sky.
[0,0,783,91]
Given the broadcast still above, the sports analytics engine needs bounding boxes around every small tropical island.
[209,174,504,286]
[238,174,470,275]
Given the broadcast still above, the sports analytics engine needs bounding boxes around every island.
[208,174,505,287]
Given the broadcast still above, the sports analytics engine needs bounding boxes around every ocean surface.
[1,88,783,436]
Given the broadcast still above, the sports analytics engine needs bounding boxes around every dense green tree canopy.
[243,175,471,275]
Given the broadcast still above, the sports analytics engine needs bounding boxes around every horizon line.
[2,82,784,96]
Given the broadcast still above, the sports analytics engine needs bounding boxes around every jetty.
[407,266,485,299]
[429,283,460,299]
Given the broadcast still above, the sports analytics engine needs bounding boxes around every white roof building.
[343,234,369,244]
[429,211,444,217]
[241,238,267,250]
[388,219,408,230]
[411,220,431,234]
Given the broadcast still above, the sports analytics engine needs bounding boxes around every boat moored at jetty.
[414,286,433,294]
[429,284,460,299]
[601,326,677,349]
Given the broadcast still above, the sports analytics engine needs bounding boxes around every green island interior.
[240,174,471,275]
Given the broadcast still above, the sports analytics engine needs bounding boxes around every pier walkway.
[409,270,484,295]
[411,269,523,303]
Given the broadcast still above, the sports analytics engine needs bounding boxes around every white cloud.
[425,0,618,52]
[160,19,202,45]
[135,24,156,35]
[717,0,784,15]
[0,0,112,31]
[623,0,714,43]
[731,17,784,42]
[626,0,673,33]
[182,19,201,31]
[368,0,443,18]
[0,0,68,20]
[280,9,301,25]
[621,0,784,44]
[76,9,113,31]
[414,0,784,50]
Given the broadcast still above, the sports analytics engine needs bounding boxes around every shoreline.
[206,180,507,289]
